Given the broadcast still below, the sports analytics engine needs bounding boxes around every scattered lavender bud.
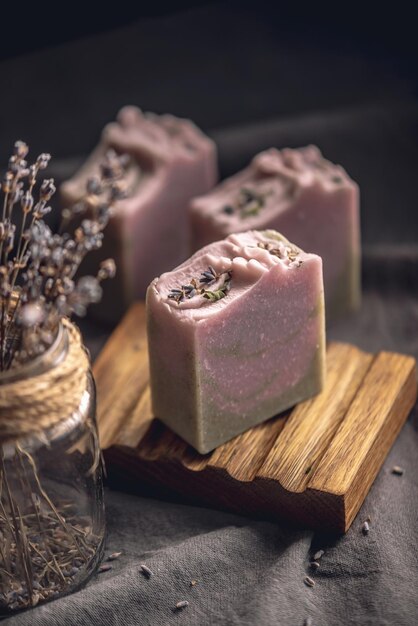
[175,600,189,610]
[309,561,320,571]
[312,550,324,561]
[304,576,315,588]
[392,466,404,476]
[107,552,122,561]
[98,564,113,574]
[139,564,153,579]
[362,521,370,535]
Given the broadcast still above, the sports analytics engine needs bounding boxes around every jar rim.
[0,321,68,385]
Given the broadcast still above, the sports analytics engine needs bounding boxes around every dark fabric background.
[1,4,418,625]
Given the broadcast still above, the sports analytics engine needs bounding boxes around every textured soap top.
[102,106,214,164]
[61,106,215,206]
[190,146,355,229]
[148,230,318,322]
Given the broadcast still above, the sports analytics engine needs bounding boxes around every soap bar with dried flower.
[61,106,218,321]
[146,230,325,453]
[189,146,360,320]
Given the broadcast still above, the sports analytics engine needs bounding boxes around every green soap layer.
[152,296,325,455]
[196,345,324,454]
[326,251,361,322]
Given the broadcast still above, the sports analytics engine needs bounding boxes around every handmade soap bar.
[146,230,325,454]
[189,146,360,320]
[61,106,218,321]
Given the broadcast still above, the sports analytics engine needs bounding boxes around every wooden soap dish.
[93,303,417,533]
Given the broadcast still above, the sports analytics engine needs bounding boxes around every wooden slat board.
[93,303,417,533]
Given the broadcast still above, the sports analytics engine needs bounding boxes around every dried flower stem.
[0,454,34,603]
[0,142,123,371]
[18,447,87,561]
[0,445,100,611]
[15,449,66,582]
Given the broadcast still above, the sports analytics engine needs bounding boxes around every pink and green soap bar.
[61,106,218,321]
[146,229,326,454]
[189,146,360,321]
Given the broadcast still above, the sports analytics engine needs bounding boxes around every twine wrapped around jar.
[0,318,90,442]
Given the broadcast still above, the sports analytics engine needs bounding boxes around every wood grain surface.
[93,302,417,532]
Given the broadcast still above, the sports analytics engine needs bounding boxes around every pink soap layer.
[147,230,325,453]
[61,106,218,321]
[189,146,360,320]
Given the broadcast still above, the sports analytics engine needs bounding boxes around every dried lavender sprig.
[139,564,153,579]
[0,141,127,371]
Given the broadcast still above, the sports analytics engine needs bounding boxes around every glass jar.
[0,322,105,615]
